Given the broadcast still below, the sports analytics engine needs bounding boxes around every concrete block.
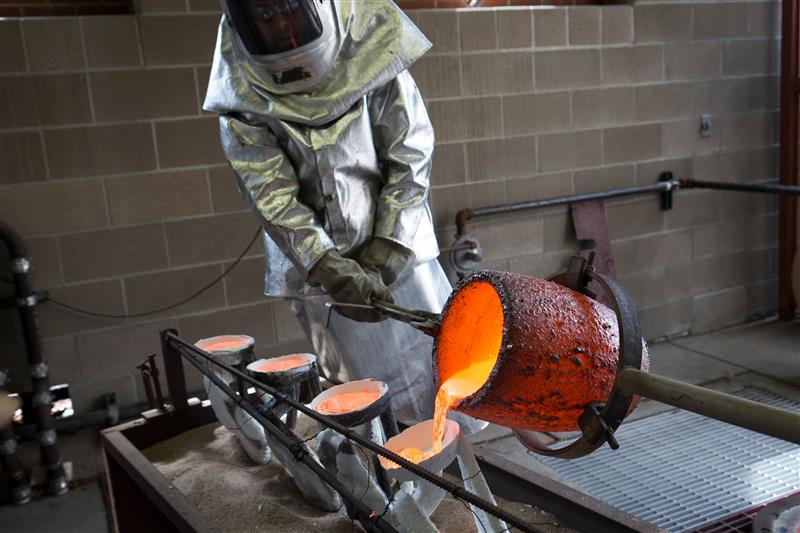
[430,185,471,229]
[606,196,665,240]
[75,319,176,382]
[748,2,779,38]
[692,286,747,333]
[612,230,693,275]
[27,236,62,288]
[636,157,693,184]
[164,212,261,266]
[60,224,169,282]
[633,4,692,43]
[533,8,567,47]
[694,76,779,115]
[71,375,137,413]
[502,92,570,136]
[572,87,634,129]
[573,164,635,194]
[0,131,46,184]
[665,43,721,80]
[90,68,198,122]
[208,166,249,213]
[662,119,720,158]
[409,55,461,99]
[695,146,778,183]
[723,40,776,76]
[465,136,536,182]
[223,256,267,306]
[569,7,600,46]
[504,172,573,205]
[461,52,534,96]
[416,11,459,54]
[105,169,211,226]
[719,112,774,151]
[188,0,220,12]
[618,269,667,308]
[137,0,187,13]
[693,219,748,258]
[535,49,600,90]
[693,3,749,40]
[602,45,663,85]
[638,298,693,340]
[746,279,778,319]
[0,74,92,129]
[82,16,142,68]
[37,279,126,338]
[432,143,467,186]
[745,214,778,249]
[508,250,573,278]
[467,179,506,209]
[459,11,497,51]
[155,117,226,168]
[602,6,633,45]
[124,264,227,318]
[0,20,26,73]
[427,97,502,142]
[23,18,85,72]
[665,190,719,230]
[603,124,662,164]
[663,255,721,302]
[195,65,212,113]
[139,15,220,66]
[43,337,81,385]
[0,180,107,236]
[471,217,544,262]
[45,124,157,179]
[498,9,532,49]
[634,83,694,122]
[177,302,277,351]
[542,212,574,252]
[538,130,602,172]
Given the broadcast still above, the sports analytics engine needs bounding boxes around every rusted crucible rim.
[433,270,626,432]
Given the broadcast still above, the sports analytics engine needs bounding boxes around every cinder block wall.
[0,1,780,412]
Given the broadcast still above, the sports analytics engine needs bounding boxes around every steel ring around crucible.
[514,254,645,459]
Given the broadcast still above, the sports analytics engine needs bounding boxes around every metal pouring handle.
[615,368,800,445]
[324,300,441,336]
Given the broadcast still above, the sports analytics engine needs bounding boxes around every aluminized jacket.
[203,2,438,297]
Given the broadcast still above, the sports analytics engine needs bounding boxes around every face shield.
[223,0,343,93]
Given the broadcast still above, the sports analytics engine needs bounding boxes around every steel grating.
[537,388,800,532]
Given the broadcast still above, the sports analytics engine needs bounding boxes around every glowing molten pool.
[202,339,249,352]
[253,355,309,373]
[316,391,382,415]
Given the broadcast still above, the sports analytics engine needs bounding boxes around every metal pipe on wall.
[0,221,68,496]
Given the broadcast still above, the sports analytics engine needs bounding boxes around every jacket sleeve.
[368,70,434,251]
[219,114,335,277]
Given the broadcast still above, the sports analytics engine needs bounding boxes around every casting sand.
[144,418,571,532]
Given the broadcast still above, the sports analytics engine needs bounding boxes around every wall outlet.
[700,114,712,138]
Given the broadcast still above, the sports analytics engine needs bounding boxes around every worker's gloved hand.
[360,238,414,287]
[308,250,393,322]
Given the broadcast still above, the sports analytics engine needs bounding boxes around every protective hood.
[203,0,432,126]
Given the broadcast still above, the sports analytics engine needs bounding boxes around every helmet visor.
[225,0,324,55]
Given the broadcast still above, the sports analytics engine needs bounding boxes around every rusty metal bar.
[614,368,800,445]
[779,0,799,320]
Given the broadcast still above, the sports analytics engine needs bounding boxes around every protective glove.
[360,238,414,287]
[307,250,393,322]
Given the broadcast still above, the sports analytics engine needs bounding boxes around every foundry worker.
[204,0,478,429]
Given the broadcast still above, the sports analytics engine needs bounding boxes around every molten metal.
[434,271,649,432]
[253,355,310,373]
[316,391,382,415]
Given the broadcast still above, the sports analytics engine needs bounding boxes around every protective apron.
[204,1,475,426]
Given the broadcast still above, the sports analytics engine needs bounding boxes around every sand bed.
[143,419,572,532]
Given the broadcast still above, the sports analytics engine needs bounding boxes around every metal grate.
[538,388,800,532]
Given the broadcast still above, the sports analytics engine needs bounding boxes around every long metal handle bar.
[615,368,800,444]
[165,332,541,533]
[456,178,800,235]
[178,343,398,533]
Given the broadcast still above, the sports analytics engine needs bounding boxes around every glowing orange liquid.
[317,391,382,415]
[254,355,308,373]
[203,339,248,351]
[385,446,435,469]
[432,358,495,453]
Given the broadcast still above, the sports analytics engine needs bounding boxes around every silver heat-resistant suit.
[204,0,472,426]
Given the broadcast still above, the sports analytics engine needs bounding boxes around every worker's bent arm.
[219,114,335,277]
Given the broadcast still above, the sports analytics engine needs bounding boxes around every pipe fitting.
[16,295,39,308]
[30,362,49,379]
[0,437,18,456]
[455,208,474,237]
[32,391,55,408]
[37,429,58,447]
[11,257,31,274]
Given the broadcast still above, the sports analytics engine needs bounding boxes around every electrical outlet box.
[700,114,712,137]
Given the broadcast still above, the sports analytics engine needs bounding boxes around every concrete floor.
[0,318,797,532]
